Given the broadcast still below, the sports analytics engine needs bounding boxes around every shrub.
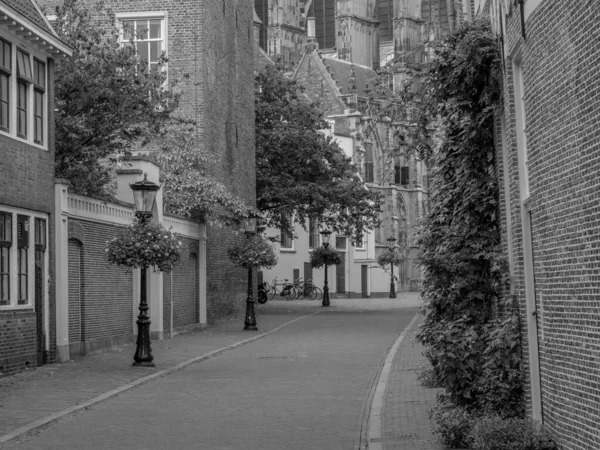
[416,359,444,388]
[227,235,278,269]
[105,218,181,271]
[471,368,525,419]
[377,247,403,270]
[429,396,474,448]
[469,416,557,450]
[309,246,342,268]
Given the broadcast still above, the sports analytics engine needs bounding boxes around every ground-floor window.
[0,206,48,309]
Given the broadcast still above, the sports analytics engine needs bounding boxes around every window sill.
[0,129,48,151]
[280,248,296,253]
[0,305,34,312]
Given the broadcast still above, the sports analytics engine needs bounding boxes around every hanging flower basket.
[377,248,404,270]
[105,218,182,272]
[227,235,278,269]
[309,246,342,269]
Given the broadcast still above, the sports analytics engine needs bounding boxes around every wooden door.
[336,254,346,294]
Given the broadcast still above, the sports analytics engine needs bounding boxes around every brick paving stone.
[0,303,321,438]
[382,314,449,450]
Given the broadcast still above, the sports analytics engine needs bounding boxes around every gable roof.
[321,58,379,98]
[2,0,55,35]
[0,0,71,56]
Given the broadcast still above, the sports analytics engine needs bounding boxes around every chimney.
[305,17,319,52]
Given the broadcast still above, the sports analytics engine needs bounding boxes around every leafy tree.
[255,64,383,243]
[378,18,520,409]
[52,1,253,223]
[149,117,253,224]
[52,0,175,195]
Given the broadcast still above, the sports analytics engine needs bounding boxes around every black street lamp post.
[387,236,397,299]
[130,175,160,367]
[320,230,332,307]
[243,217,258,331]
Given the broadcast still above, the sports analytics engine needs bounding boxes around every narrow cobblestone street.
[0,296,448,450]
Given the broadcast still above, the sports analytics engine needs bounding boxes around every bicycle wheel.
[308,285,318,300]
[313,286,323,301]
[294,285,304,299]
[257,289,268,304]
[269,286,278,300]
[283,286,296,300]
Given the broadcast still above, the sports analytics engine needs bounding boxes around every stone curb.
[0,311,321,448]
[367,312,420,450]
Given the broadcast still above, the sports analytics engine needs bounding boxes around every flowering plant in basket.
[106,218,182,272]
[227,235,278,269]
[377,248,404,270]
[309,246,342,269]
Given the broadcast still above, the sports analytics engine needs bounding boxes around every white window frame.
[0,205,49,310]
[280,227,295,251]
[355,234,366,251]
[0,31,48,150]
[116,11,168,73]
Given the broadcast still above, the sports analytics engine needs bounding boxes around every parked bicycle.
[264,277,296,300]
[292,278,322,300]
[257,281,269,304]
[299,279,322,300]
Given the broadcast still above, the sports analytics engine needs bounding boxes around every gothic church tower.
[254,0,461,70]
[255,0,311,68]
[335,0,379,68]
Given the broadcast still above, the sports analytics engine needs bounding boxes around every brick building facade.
[491,0,600,448]
[37,0,257,325]
[0,0,257,376]
[0,0,71,375]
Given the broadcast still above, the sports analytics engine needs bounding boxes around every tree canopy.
[53,0,175,195]
[255,64,382,243]
[52,0,252,223]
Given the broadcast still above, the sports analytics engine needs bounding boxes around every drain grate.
[258,356,289,359]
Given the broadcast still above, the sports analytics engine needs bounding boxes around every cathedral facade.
[254,0,479,71]
[254,0,476,293]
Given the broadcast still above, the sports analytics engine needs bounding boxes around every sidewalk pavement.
[380,312,448,450]
[0,295,446,449]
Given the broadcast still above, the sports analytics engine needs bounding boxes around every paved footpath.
[0,294,447,450]
[380,313,447,450]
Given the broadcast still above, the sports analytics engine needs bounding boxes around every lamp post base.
[244,268,258,331]
[133,267,155,367]
[244,298,258,331]
[322,287,330,306]
[133,321,155,366]
[132,360,156,367]
[389,281,396,299]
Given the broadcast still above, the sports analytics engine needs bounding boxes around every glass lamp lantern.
[243,216,258,235]
[130,174,160,218]
[320,230,332,247]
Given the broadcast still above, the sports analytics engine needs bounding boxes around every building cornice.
[0,5,72,56]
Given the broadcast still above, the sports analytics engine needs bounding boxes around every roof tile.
[2,0,54,35]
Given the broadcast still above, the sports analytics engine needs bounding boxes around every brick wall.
[497,2,600,448]
[0,56,57,375]
[163,238,199,335]
[68,239,82,344]
[67,218,133,354]
[202,0,256,323]
[0,311,37,376]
